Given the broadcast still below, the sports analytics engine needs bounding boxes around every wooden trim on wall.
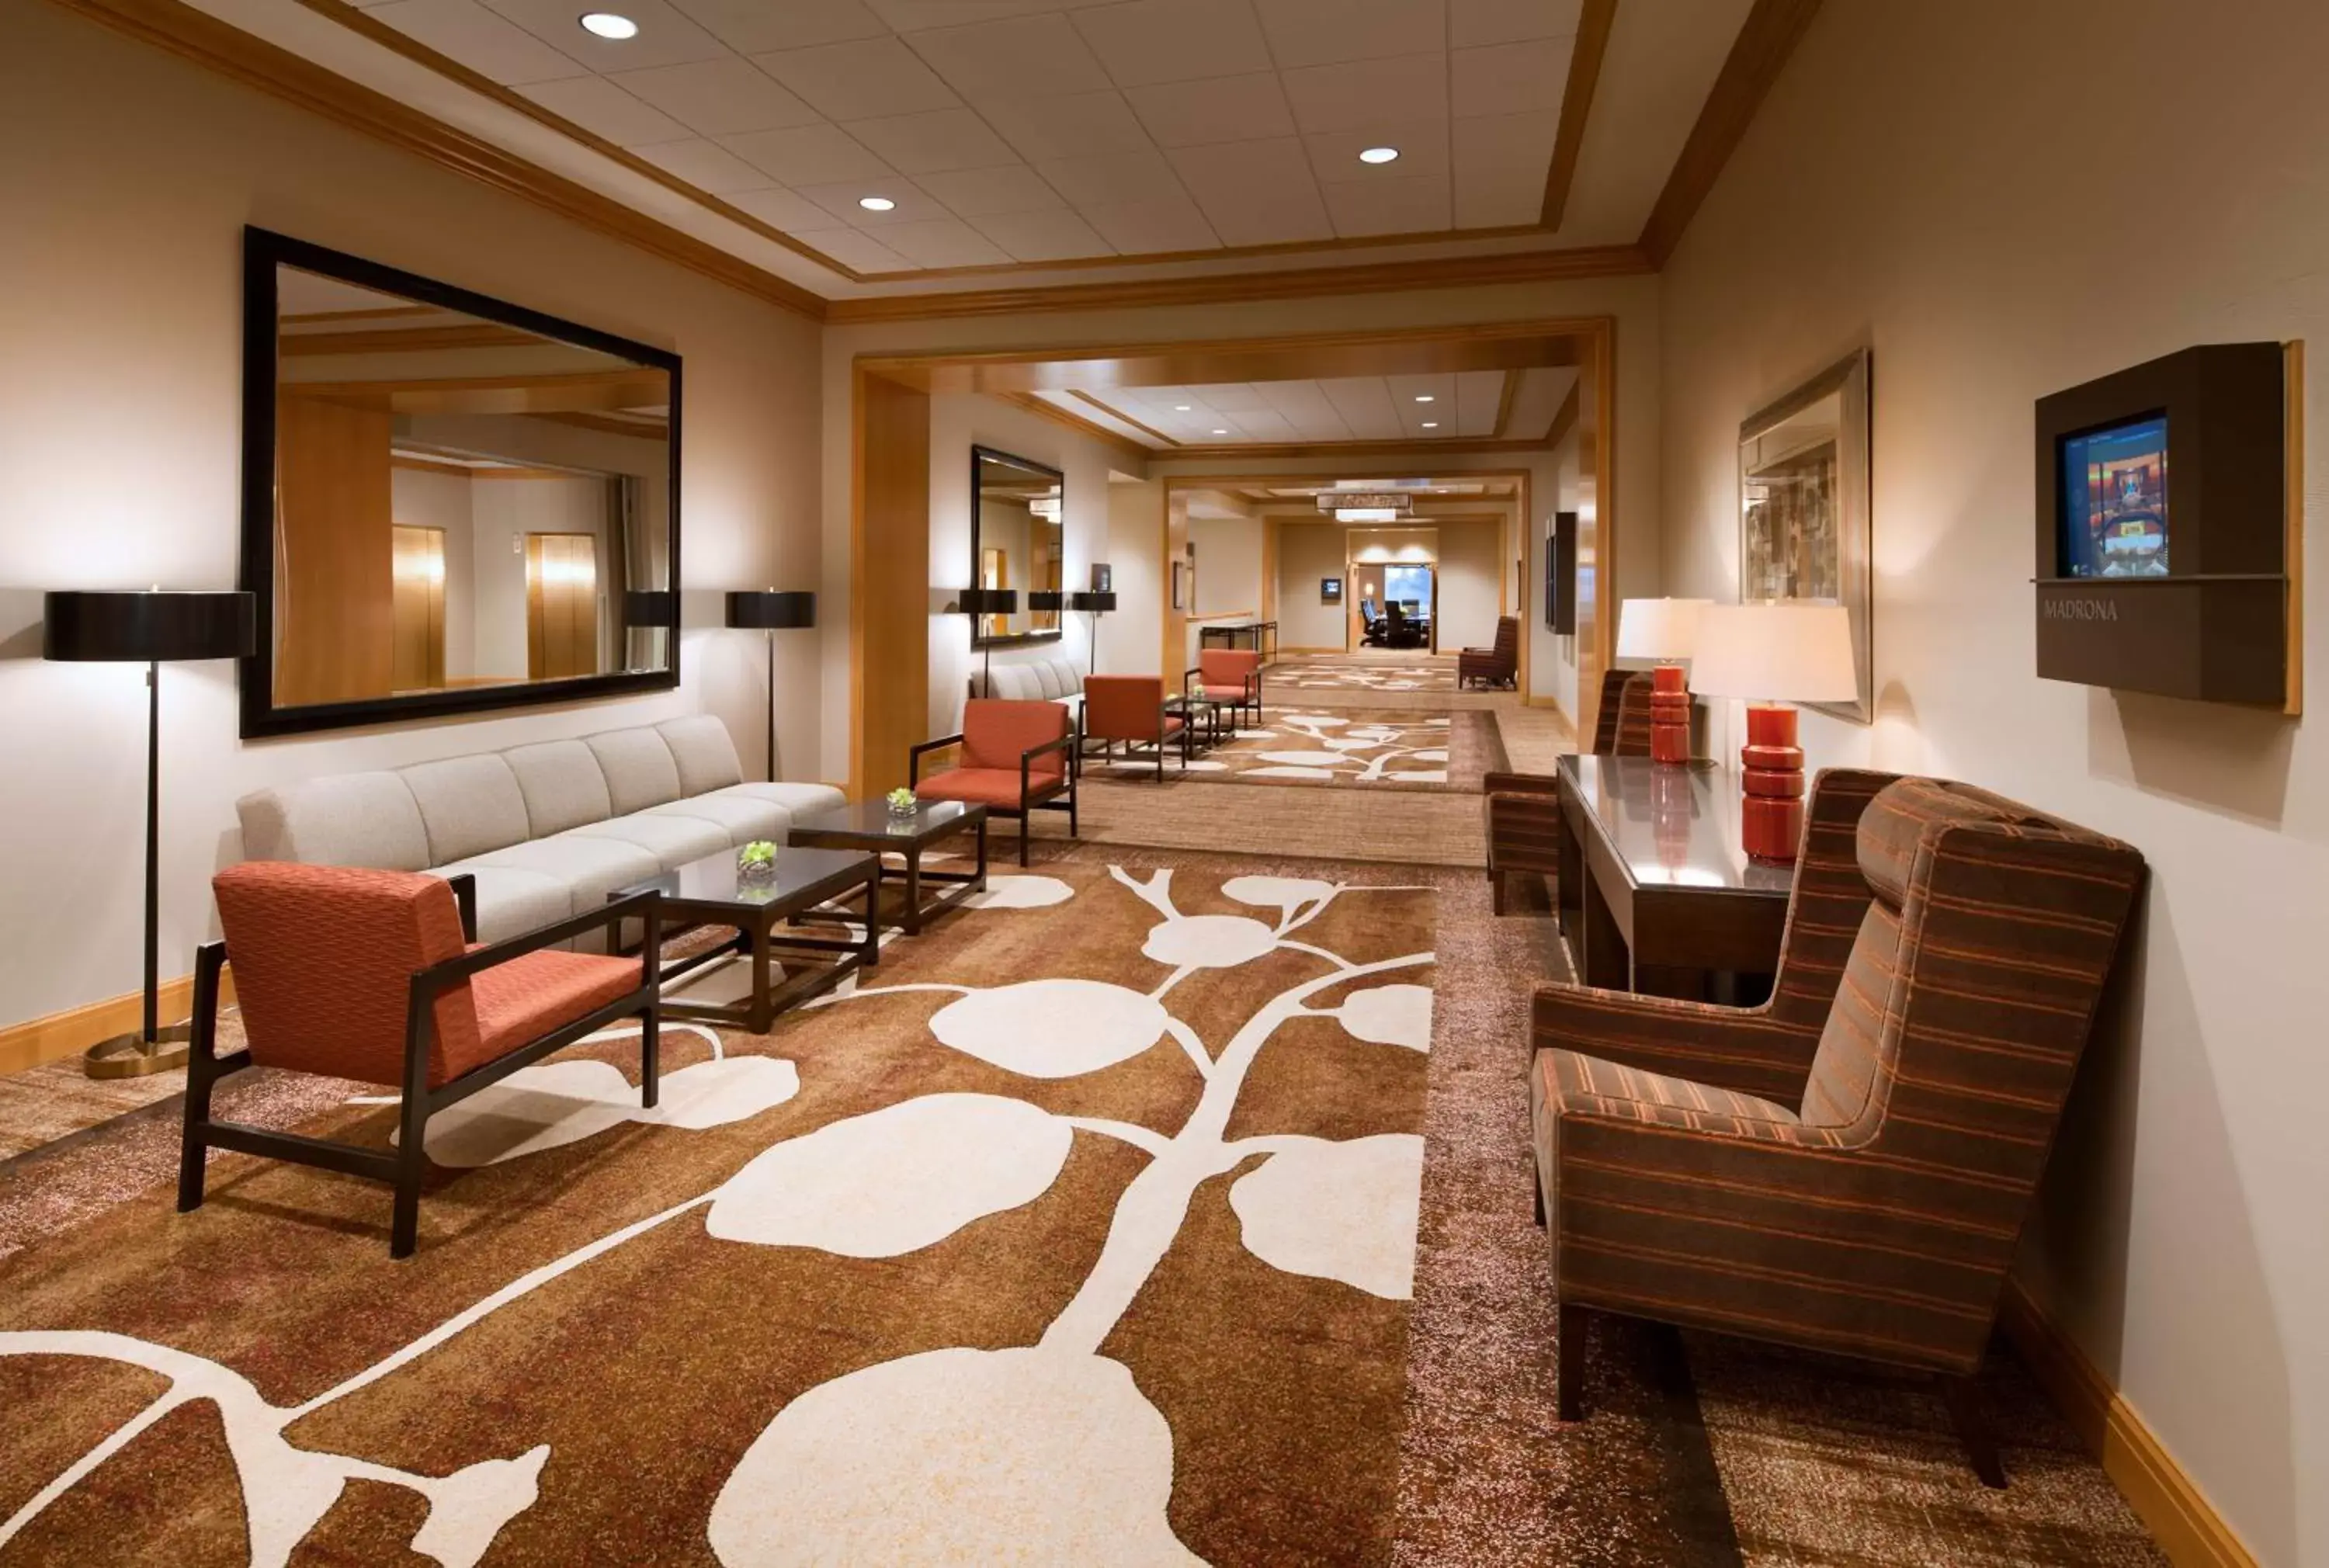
[991,391,1154,471]
[1998,1283,2259,1568]
[44,0,828,319]
[1540,0,1618,228]
[850,369,932,799]
[1546,377,1584,451]
[2284,339,2305,717]
[1637,0,1826,265]
[2,971,238,1077]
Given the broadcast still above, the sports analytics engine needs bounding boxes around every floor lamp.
[725,590,816,782]
[43,589,256,1079]
[955,588,1018,696]
[1068,589,1116,678]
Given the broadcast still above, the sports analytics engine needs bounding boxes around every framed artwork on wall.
[1171,561,1187,611]
[1321,576,1342,603]
[1547,511,1578,634]
[1090,562,1113,592]
[1739,348,1874,723]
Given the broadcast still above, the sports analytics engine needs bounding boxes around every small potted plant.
[735,839,779,886]
[885,786,919,823]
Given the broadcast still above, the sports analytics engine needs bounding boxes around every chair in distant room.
[1529,773,2146,1486]
[1383,603,1428,650]
[182,862,661,1258]
[1482,669,1663,914]
[1359,600,1390,647]
[1185,648,1263,730]
[1081,675,1188,784]
[911,697,1078,867]
[1459,615,1519,689]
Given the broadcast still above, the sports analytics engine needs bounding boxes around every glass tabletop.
[1559,755,1795,896]
[786,796,980,843]
[623,844,875,909]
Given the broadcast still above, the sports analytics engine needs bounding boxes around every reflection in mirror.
[260,251,675,727]
[971,447,1064,645]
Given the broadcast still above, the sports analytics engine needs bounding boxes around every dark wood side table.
[786,798,990,936]
[1554,754,1793,1001]
[1164,693,1227,750]
[614,846,879,1034]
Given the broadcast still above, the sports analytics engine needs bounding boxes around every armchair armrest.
[1182,666,1202,697]
[446,872,478,942]
[1531,981,1821,1105]
[1020,730,1078,796]
[1482,769,1562,796]
[908,732,966,786]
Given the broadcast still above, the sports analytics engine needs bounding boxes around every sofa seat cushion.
[1539,1049,1837,1147]
[916,768,1062,810]
[567,813,730,869]
[715,782,848,819]
[449,834,663,917]
[424,865,571,945]
[471,950,641,1065]
[641,795,788,848]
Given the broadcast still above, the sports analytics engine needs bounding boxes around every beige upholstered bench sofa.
[971,652,1084,718]
[236,716,842,942]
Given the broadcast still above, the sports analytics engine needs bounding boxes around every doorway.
[525,531,599,679]
[1348,559,1439,651]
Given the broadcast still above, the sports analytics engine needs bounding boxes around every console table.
[1198,619,1277,657]
[1554,754,1793,1001]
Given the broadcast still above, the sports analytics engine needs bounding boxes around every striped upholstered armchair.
[1529,773,2145,1484]
[1482,669,1664,915]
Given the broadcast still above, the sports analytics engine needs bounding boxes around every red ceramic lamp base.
[1740,702,1805,863]
[1649,663,1691,764]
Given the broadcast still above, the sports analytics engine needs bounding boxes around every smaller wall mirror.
[971,446,1063,645]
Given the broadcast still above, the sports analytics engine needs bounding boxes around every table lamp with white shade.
[1687,602,1859,863]
[1615,598,1709,764]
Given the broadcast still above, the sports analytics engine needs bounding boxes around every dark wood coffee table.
[612,845,879,1033]
[786,798,989,936]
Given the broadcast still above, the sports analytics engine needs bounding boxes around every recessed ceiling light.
[1212,428,1229,436]
[858,196,896,212]
[578,11,637,38]
[1174,404,1192,411]
[1359,147,1400,165]
[1421,421,1439,429]
[1414,394,1435,403]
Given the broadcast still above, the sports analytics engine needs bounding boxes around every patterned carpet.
[1269,655,1459,697]
[1088,709,1505,795]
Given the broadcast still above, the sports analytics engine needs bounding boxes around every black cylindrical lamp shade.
[43,591,255,662]
[726,591,816,630]
[1026,590,1066,612]
[957,588,1019,616]
[623,589,677,627]
[1068,591,1117,613]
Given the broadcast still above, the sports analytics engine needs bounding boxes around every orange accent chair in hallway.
[1184,648,1263,729]
[1459,615,1519,689]
[182,861,662,1258]
[910,697,1078,866]
[1081,675,1188,784]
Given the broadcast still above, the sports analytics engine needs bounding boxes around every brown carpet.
[1269,655,1459,699]
[1091,709,1505,795]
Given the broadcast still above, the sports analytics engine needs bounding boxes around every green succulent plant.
[886,787,918,810]
[738,840,779,866]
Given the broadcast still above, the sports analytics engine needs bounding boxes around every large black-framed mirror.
[970,446,1064,647]
[239,227,681,738]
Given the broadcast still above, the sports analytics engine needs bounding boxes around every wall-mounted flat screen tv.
[2060,414,2170,578]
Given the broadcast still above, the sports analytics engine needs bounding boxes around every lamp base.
[1650,663,1691,764]
[1740,702,1805,864]
[84,1022,192,1080]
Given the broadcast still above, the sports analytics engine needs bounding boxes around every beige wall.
[0,0,823,1033]
[1658,2,2328,1560]
[1276,523,1351,650]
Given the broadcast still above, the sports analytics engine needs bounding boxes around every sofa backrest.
[235,717,749,870]
[974,654,1082,702]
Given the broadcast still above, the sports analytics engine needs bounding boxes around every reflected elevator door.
[526,532,599,680]
[390,525,446,692]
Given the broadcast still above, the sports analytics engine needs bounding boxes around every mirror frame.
[238,227,682,738]
[969,444,1064,650]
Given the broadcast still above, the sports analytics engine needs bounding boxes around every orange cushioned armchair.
[1183,648,1262,730]
[1530,773,2145,1485]
[182,861,661,1258]
[910,697,1078,866]
[1080,674,1189,784]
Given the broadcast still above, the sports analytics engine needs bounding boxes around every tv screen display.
[2061,415,2169,578]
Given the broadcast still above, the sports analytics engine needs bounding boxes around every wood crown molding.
[1999,1282,2260,1568]
[1637,0,1826,266]
[1541,0,1618,228]
[991,391,1154,473]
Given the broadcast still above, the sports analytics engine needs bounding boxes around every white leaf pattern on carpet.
[1332,984,1433,1051]
[1140,914,1277,968]
[1229,1133,1424,1299]
[419,1056,800,1167]
[963,875,1074,909]
[929,979,1169,1077]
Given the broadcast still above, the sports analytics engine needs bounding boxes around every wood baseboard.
[0,973,234,1077]
[1999,1282,2258,1568]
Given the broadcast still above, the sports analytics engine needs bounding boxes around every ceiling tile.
[976,91,1151,161]
[1320,172,1451,235]
[804,228,918,271]
[1303,117,1450,183]
[1123,72,1294,147]
[516,75,688,144]
[608,58,824,136]
[368,0,586,86]
[907,14,1113,101]
[751,36,961,120]
[842,108,1020,173]
[1449,0,1581,48]
[873,217,1015,266]
[1318,376,1400,436]
[1226,408,1300,441]
[724,186,852,231]
[969,208,1116,260]
[482,0,729,71]
[1451,36,1573,119]
[1191,383,1272,412]
[1452,109,1557,226]
[1081,193,1220,252]
[1387,372,1458,436]
[791,179,950,225]
[668,0,889,54]
[1035,147,1186,206]
[1166,137,1333,247]
[869,0,1117,29]
[1254,0,1445,69]
[720,122,896,184]
[915,163,1067,216]
[633,136,786,193]
[1455,369,1505,433]
[1281,54,1448,133]
[1071,0,1272,88]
